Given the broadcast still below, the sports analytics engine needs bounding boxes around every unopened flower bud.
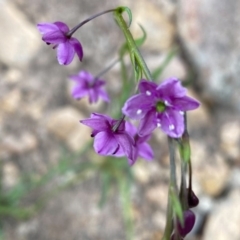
[187,188,199,208]
[177,210,196,237]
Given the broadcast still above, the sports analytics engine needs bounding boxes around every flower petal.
[94,79,106,87]
[98,88,110,102]
[57,42,75,65]
[138,80,158,94]
[136,133,151,144]
[69,37,83,61]
[94,131,119,156]
[159,109,184,138]
[125,121,137,137]
[42,30,66,44]
[138,142,154,161]
[88,88,98,103]
[71,86,88,99]
[70,71,93,85]
[37,23,59,34]
[80,115,110,132]
[157,78,187,98]
[90,113,113,123]
[54,21,69,33]
[138,109,157,136]
[122,94,154,119]
[114,133,135,164]
[171,96,200,111]
[78,71,93,82]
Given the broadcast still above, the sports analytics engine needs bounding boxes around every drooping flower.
[125,122,154,162]
[80,113,136,165]
[37,21,83,65]
[70,71,109,103]
[122,78,200,138]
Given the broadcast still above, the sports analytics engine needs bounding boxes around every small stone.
[130,1,176,51]
[0,132,38,156]
[134,161,164,184]
[0,1,40,67]
[187,92,211,128]
[220,121,240,160]
[24,101,45,120]
[46,107,90,152]
[3,69,22,83]
[190,140,230,197]
[2,162,20,189]
[177,0,240,112]
[133,162,151,184]
[152,211,166,230]
[145,54,187,81]
[203,190,240,240]
[146,184,168,208]
[199,154,229,197]
[0,89,21,113]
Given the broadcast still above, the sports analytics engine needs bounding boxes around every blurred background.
[0,0,240,239]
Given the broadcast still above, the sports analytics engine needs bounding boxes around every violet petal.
[171,96,200,111]
[138,142,154,160]
[138,109,157,137]
[94,131,119,155]
[37,23,59,34]
[160,109,184,138]
[57,42,75,65]
[69,37,83,61]
[138,80,158,94]
[157,78,187,98]
[54,21,70,33]
[122,94,154,119]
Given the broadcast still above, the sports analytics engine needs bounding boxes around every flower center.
[156,101,166,112]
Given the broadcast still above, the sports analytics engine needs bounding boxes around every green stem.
[180,160,188,210]
[162,186,173,240]
[168,137,177,189]
[162,137,177,239]
[118,177,134,240]
[114,9,153,81]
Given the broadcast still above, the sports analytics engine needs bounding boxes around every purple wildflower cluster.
[37,8,200,238]
[80,113,153,166]
[123,78,199,138]
[37,22,109,104]
[80,78,199,164]
[37,18,199,165]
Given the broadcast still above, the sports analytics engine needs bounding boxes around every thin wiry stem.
[67,9,115,37]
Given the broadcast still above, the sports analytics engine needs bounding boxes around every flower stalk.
[114,7,153,81]
[67,9,116,37]
[94,58,120,80]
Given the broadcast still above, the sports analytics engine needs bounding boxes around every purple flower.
[70,71,109,103]
[122,78,200,138]
[37,21,83,65]
[80,113,136,165]
[125,122,154,162]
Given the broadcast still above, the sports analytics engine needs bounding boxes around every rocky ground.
[0,0,240,239]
